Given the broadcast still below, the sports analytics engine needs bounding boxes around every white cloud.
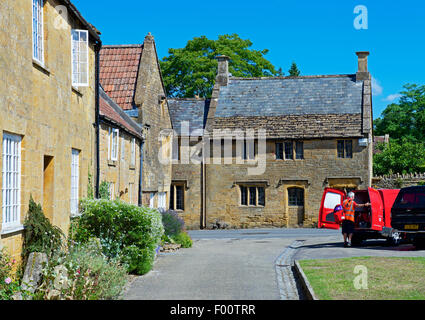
[383,93,402,102]
[372,77,383,96]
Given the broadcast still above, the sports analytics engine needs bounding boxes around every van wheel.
[386,232,401,247]
[351,235,363,247]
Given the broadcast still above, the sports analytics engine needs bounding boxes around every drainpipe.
[138,140,144,206]
[94,41,101,198]
[201,138,207,229]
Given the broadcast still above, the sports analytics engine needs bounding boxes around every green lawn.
[299,257,425,300]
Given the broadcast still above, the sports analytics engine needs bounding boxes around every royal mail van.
[318,187,401,246]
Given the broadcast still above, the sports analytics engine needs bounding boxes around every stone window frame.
[337,139,353,159]
[239,184,266,208]
[275,140,304,161]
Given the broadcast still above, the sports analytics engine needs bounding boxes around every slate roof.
[212,74,366,138]
[168,99,211,136]
[215,75,363,117]
[99,45,143,110]
[99,86,143,140]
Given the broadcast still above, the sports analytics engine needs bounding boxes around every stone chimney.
[356,51,370,81]
[216,55,230,86]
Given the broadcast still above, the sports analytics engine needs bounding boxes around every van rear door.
[319,188,346,229]
[368,187,384,231]
[378,189,400,228]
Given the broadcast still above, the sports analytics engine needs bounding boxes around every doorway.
[43,155,54,222]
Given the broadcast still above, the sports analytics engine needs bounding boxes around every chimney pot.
[216,55,230,86]
[356,51,370,81]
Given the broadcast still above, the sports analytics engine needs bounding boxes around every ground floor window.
[2,133,21,229]
[240,185,265,207]
[149,193,156,208]
[70,149,80,216]
[288,188,304,206]
[170,184,184,211]
[158,192,167,210]
[109,182,115,200]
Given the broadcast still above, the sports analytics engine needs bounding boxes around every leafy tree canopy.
[374,84,425,142]
[374,138,425,176]
[160,34,282,98]
[373,84,425,175]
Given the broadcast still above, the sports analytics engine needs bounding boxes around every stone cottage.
[99,33,173,210]
[0,0,101,260]
[168,52,373,229]
[98,87,143,204]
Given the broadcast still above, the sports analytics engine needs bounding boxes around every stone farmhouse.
[168,53,373,229]
[99,34,173,210]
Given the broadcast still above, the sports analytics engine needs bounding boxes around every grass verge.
[299,257,425,300]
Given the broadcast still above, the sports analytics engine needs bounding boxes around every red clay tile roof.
[99,45,143,110]
[99,87,143,139]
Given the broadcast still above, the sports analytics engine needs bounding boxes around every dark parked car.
[391,186,425,247]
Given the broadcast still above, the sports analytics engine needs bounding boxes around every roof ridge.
[229,74,356,80]
[168,98,210,101]
[101,44,143,48]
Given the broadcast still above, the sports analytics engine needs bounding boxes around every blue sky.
[73,0,425,119]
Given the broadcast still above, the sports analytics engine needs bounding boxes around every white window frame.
[109,128,119,161]
[70,149,80,216]
[131,138,136,167]
[109,182,115,200]
[149,193,155,208]
[129,183,134,204]
[32,0,44,64]
[121,134,125,161]
[158,192,166,210]
[2,133,22,231]
[71,29,89,87]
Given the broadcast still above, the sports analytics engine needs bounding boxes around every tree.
[373,138,425,176]
[160,34,282,98]
[288,62,300,77]
[374,84,425,142]
[373,84,425,175]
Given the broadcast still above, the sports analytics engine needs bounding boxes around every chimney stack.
[216,55,230,86]
[356,51,370,81]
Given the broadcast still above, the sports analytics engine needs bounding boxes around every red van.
[318,187,401,246]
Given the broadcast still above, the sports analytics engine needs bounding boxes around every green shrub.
[35,240,127,300]
[99,181,110,200]
[172,232,193,248]
[22,196,65,261]
[73,199,164,275]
